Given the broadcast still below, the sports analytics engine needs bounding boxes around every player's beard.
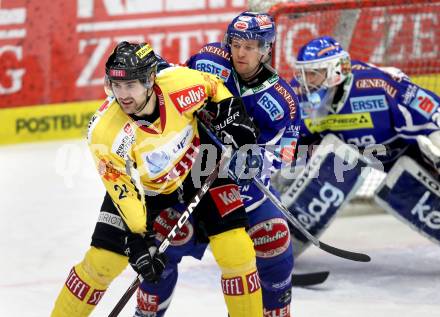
[134,88,154,115]
[118,88,153,115]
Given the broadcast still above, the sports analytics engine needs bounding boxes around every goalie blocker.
[374,156,440,245]
[277,134,373,256]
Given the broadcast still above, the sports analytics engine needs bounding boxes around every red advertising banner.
[0,0,246,108]
[271,0,440,82]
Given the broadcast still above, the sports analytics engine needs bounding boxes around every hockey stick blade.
[255,180,371,262]
[291,271,329,287]
[319,241,371,262]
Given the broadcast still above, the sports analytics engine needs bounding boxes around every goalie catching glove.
[124,232,167,283]
[204,96,259,149]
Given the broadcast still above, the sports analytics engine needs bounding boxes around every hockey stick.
[292,271,329,287]
[198,120,371,262]
[108,147,233,317]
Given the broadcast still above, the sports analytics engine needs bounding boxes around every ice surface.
[1,140,439,316]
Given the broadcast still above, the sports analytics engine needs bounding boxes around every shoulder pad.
[97,96,115,114]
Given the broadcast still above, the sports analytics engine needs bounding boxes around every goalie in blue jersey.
[279,35,440,256]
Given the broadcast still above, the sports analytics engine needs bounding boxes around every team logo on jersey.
[143,125,196,179]
[279,137,298,163]
[402,84,418,105]
[153,208,194,246]
[409,89,438,118]
[248,218,290,258]
[145,151,170,174]
[199,45,230,60]
[209,184,244,217]
[169,85,206,113]
[112,122,135,159]
[286,124,300,137]
[274,82,297,119]
[257,92,285,121]
[305,113,374,133]
[355,78,398,98]
[194,60,231,81]
[350,95,389,113]
[97,157,122,182]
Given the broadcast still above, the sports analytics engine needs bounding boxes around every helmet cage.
[295,51,351,94]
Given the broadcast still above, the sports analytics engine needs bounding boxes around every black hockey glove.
[206,97,259,149]
[229,147,264,185]
[124,232,167,284]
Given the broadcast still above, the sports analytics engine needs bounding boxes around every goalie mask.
[105,41,159,95]
[295,36,351,94]
[223,12,276,57]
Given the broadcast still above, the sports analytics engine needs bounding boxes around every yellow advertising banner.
[0,101,100,145]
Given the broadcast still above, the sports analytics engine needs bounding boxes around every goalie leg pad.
[209,228,263,317]
[51,247,128,317]
[279,134,369,256]
[375,156,440,244]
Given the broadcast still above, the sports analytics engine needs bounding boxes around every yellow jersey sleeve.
[158,67,233,118]
[88,99,147,234]
[198,71,233,104]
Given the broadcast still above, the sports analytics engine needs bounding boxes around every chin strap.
[134,88,154,115]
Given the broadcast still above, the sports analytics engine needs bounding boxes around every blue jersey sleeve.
[186,42,233,84]
[388,73,440,142]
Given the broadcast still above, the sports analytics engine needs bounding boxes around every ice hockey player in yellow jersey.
[50,41,263,317]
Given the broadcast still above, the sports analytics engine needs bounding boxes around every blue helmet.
[295,36,351,93]
[224,12,276,54]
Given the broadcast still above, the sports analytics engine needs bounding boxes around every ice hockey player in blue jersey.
[131,12,301,317]
[282,35,440,256]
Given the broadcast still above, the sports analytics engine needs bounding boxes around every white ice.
[1,139,439,317]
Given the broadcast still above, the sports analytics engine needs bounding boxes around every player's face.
[111,79,149,114]
[304,69,327,91]
[230,38,263,78]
